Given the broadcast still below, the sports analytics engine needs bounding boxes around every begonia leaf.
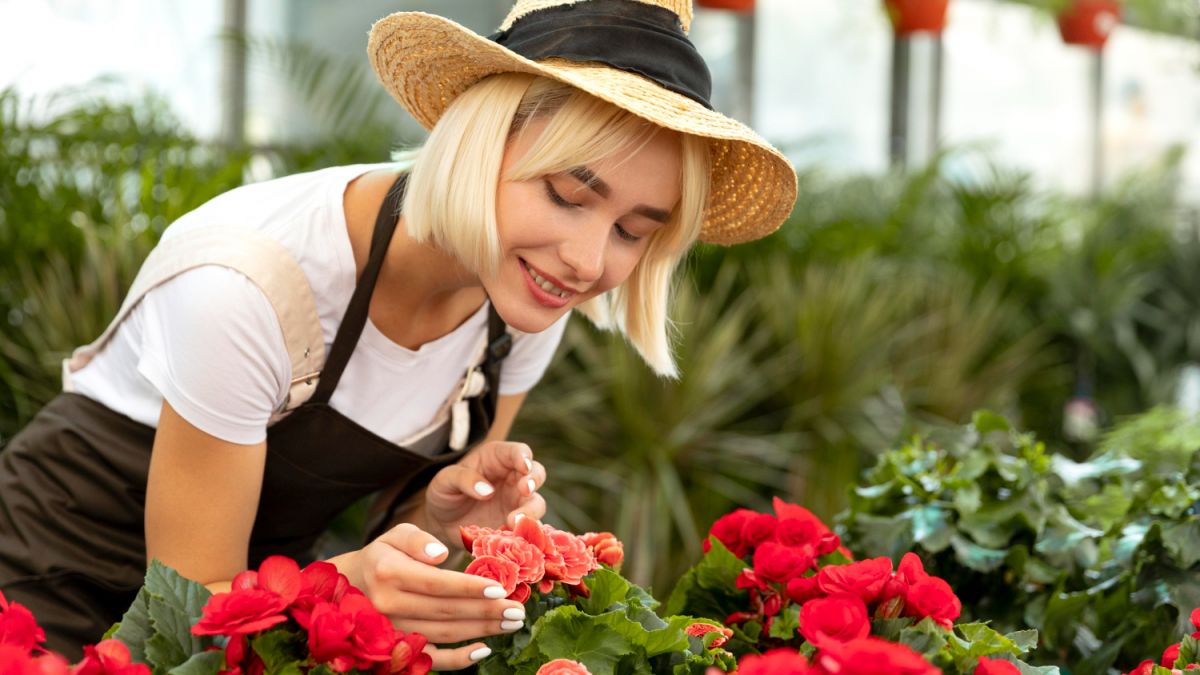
[144,561,212,672]
[251,629,304,674]
[1162,520,1200,568]
[577,568,629,615]
[108,586,152,665]
[897,617,946,658]
[1177,635,1200,666]
[766,604,799,641]
[515,606,649,672]
[166,650,223,675]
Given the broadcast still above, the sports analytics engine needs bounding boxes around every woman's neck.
[343,168,487,350]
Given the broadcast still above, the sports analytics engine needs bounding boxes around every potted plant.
[1057,0,1122,48]
[883,0,952,36]
[695,0,755,11]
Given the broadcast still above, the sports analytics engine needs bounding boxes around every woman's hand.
[421,441,547,547]
[353,523,528,671]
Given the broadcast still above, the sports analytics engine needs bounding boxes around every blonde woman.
[0,0,796,669]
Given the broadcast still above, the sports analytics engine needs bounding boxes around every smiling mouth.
[520,259,573,298]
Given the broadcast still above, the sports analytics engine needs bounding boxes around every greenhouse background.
[2,1,1200,671]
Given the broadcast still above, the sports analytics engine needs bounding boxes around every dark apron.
[0,174,512,657]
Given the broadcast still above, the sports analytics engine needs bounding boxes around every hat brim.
[368,11,797,245]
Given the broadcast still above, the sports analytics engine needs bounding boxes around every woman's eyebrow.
[567,166,672,223]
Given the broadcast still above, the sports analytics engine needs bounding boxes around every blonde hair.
[400,73,710,378]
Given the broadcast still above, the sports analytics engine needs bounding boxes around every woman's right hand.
[352,523,527,671]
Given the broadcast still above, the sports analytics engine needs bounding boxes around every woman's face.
[486,118,683,333]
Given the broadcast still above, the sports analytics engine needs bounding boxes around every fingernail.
[501,620,524,631]
[483,586,507,599]
[526,478,536,494]
[474,481,495,497]
[424,542,448,558]
[503,607,525,621]
[469,647,492,662]
[513,512,526,522]
[524,457,533,472]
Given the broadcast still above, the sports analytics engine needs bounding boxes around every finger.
[377,521,452,564]
[401,617,525,644]
[430,464,496,501]
[525,460,547,494]
[508,492,546,526]
[427,643,493,671]
[374,525,507,599]
[378,591,526,622]
[477,441,533,477]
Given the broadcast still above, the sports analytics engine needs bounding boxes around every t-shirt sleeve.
[497,311,570,396]
[135,266,291,445]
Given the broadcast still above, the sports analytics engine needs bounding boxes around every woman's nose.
[559,220,607,285]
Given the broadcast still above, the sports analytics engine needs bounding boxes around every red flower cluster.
[715,499,961,639]
[461,519,618,603]
[1123,607,1200,674]
[727,638,940,675]
[685,622,734,649]
[192,557,430,675]
[535,658,591,674]
[0,591,146,675]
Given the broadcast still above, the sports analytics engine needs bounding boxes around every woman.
[0,0,796,670]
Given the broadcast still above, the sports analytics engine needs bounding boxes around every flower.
[785,575,824,605]
[685,622,733,649]
[460,525,499,550]
[736,648,811,675]
[542,527,596,586]
[813,637,940,675]
[71,640,151,675]
[975,657,1021,675]
[473,533,547,585]
[904,576,962,629]
[0,591,46,653]
[535,659,592,675]
[705,509,758,557]
[191,589,288,636]
[1124,660,1155,675]
[387,633,431,675]
[743,514,779,549]
[1162,643,1181,668]
[798,593,870,646]
[464,555,521,597]
[816,558,893,604]
[0,645,68,675]
[293,562,359,629]
[1192,608,1200,631]
[306,594,398,673]
[580,532,624,568]
[753,542,813,584]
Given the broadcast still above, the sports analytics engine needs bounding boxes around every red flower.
[743,514,779,549]
[383,632,431,675]
[293,562,357,629]
[0,591,46,653]
[464,555,521,596]
[1123,660,1155,675]
[706,510,757,558]
[895,553,931,587]
[509,583,532,604]
[816,558,893,604]
[786,575,824,605]
[580,532,624,568]
[1162,643,1181,668]
[307,594,398,673]
[798,593,870,646]
[192,590,288,636]
[813,637,939,675]
[71,640,151,675]
[307,602,356,672]
[1192,608,1200,631]
[542,527,596,586]
[0,645,69,675]
[254,557,302,606]
[460,525,499,550]
[535,659,592,675]
[736,648,812,675]
[904,576,961,629]
[685,623,733,649]
[753,542,814,584]
[473,533,546,585]
[975,657,1021,675]
[772,499,831,536]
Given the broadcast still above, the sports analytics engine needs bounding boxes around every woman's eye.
[614,223,641,243]
[543,180,580,209]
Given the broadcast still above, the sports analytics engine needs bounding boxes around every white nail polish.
[524,457,533,472]
[424,542,448,559]
[474,481,495,497]
[513,512,526,522]
[483,586,507,599]
[501,620,524,631]
[526,478,536,493]
[469,647,492,662]
[503,607,525,621]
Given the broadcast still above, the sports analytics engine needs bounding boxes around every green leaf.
[665,538,748,619]
[516,606,677,673]
[950,534,1009,573]
[954,483,982,516]
[956,622,1023,658]
[767,604,800,641]
[972,410,1011,434]
[1014,662,1061,675]
[898,617,947,658]
[908,506,954,553]
[252,630,305,674]
[577,569,631,615]
[109,587,153,665]
[1162,520,1200,568]
[1177,635,1200,667]
[1004,629,1039,655]
[871,618,916,642]
[694,539,747,592]
[142,561,213,672]
[167,650,223,675]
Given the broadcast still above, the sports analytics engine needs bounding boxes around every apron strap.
[311,174,408,404]
[61,226,326,415]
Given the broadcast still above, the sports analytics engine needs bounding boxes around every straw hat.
[367,0,797,245]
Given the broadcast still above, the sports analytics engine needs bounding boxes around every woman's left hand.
[420,441,547,548]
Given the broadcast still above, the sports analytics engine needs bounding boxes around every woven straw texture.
[367,2,797,245]
[499,0,694,33]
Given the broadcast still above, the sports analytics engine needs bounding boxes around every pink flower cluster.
[712,498,961,640]
[460,519,622,603]
[0,591,147,675]
[1124,608,1200,675]
[192,556,430,675]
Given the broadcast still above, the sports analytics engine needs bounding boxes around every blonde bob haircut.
[399,72,710,378]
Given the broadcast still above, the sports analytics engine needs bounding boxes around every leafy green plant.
[838,409,1200,674]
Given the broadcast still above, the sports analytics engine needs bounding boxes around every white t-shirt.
[70,164,569,446]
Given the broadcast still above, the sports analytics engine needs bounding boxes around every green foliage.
[109,560,217,675]
[839,408,1200,673]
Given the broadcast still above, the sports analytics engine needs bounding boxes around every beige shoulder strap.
[62,225,326,416]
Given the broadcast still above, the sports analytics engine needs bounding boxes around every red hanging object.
[883,0,951,36]
[696,0,755,11]
[1057,0,1121,49]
